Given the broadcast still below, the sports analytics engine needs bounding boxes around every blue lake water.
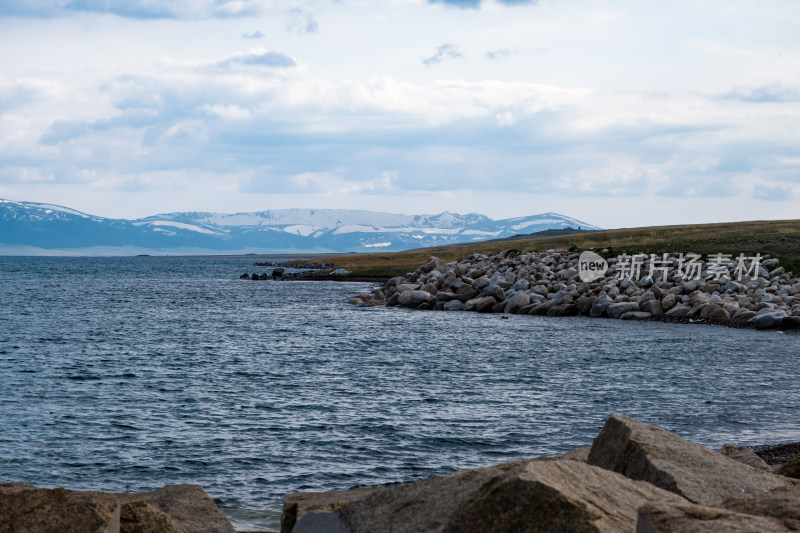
[1,256,799,531]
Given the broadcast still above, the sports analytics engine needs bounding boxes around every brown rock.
[0,483,121,533]
[723,486,800,521]
[556,445,591,462]
[776,455,800,479]
[283,459,683,533]
[117,485,234,533]
[587,415,792,506]
[721,444,771,471]
[121,501,188,533]
[636,500,793,532]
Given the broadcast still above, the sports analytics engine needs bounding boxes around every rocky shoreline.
[348,249,800,331]
[4,418,799,532]
[281,415,800,532]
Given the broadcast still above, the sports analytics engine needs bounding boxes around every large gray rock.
[589,295,611,318]
[665,304,693,317]
[463,296,496,313]
[607,302,641,319]
[397,290,435,308]
[0,483,121,533]
[487,284,506,301]
[117,485,235,533]
[753,311,788,330]
[640,299,663,315]
[394,283,419,293]
[442,300,465,311]
[587,415,793,506]
[504,292,530,314]
[283,459,683,533]
[420,257,441,273]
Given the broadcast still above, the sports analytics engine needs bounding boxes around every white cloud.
[1,0,800,226]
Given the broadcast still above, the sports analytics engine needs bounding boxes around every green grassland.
[303,219,800,279]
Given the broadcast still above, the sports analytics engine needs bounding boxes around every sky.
[0,0,799,229]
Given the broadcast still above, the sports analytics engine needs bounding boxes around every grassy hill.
[308,219,800,279]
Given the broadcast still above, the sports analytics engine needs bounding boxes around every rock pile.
[282,415,800,533]
[349,250,800,330]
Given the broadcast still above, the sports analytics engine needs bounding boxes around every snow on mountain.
[0,199,602,255]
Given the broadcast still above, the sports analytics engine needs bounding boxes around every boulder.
[117,485,235,533]
[636,499,793,532]
[575,294,594,314]
[721,444,771,471]
[442,300,465,312]
[395,283,419,293]
[640,299,663,315]
[420,257,441,273]
[589,295,611,318]
[782,316,800,330]
[620,311,652,320]
[723,486,800,520]
[511,278,530,291]
[282,487,381,533]
[665,304,692,317]
[121,501,189,533]
[463,296,497,313]
[776,455,800,479]
[0,483,121,533]
[546,303,578,317]
[487,284,506,301]
[455,286,478,302]
[556,446,591,462]
[732,308,757,321]
[753,311,788,330]
[587,415,792,506]
[397,290,435,308]
[504,292,530,314]
[607,302,641,319]
[707,306,731,320]
[661,293,677,311]
[283,459,683,533]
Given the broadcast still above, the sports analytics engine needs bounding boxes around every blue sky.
[1,0,799,228]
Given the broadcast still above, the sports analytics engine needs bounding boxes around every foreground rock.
[0,483,233,533]
[637,487,800,532]
[0,483,121,533]
[284,458,683,533]
[587,415,794,505]
[117,485,235,533]
[120,501,188,533]
[776,455,800,479]
[349,250,800,330]
[284,414,800,533]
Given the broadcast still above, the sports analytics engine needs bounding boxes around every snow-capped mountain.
[0,199,601,255]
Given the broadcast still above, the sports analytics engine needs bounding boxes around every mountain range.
[0,199,601,255]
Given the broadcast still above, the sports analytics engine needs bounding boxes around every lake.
[1,256,799,530]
